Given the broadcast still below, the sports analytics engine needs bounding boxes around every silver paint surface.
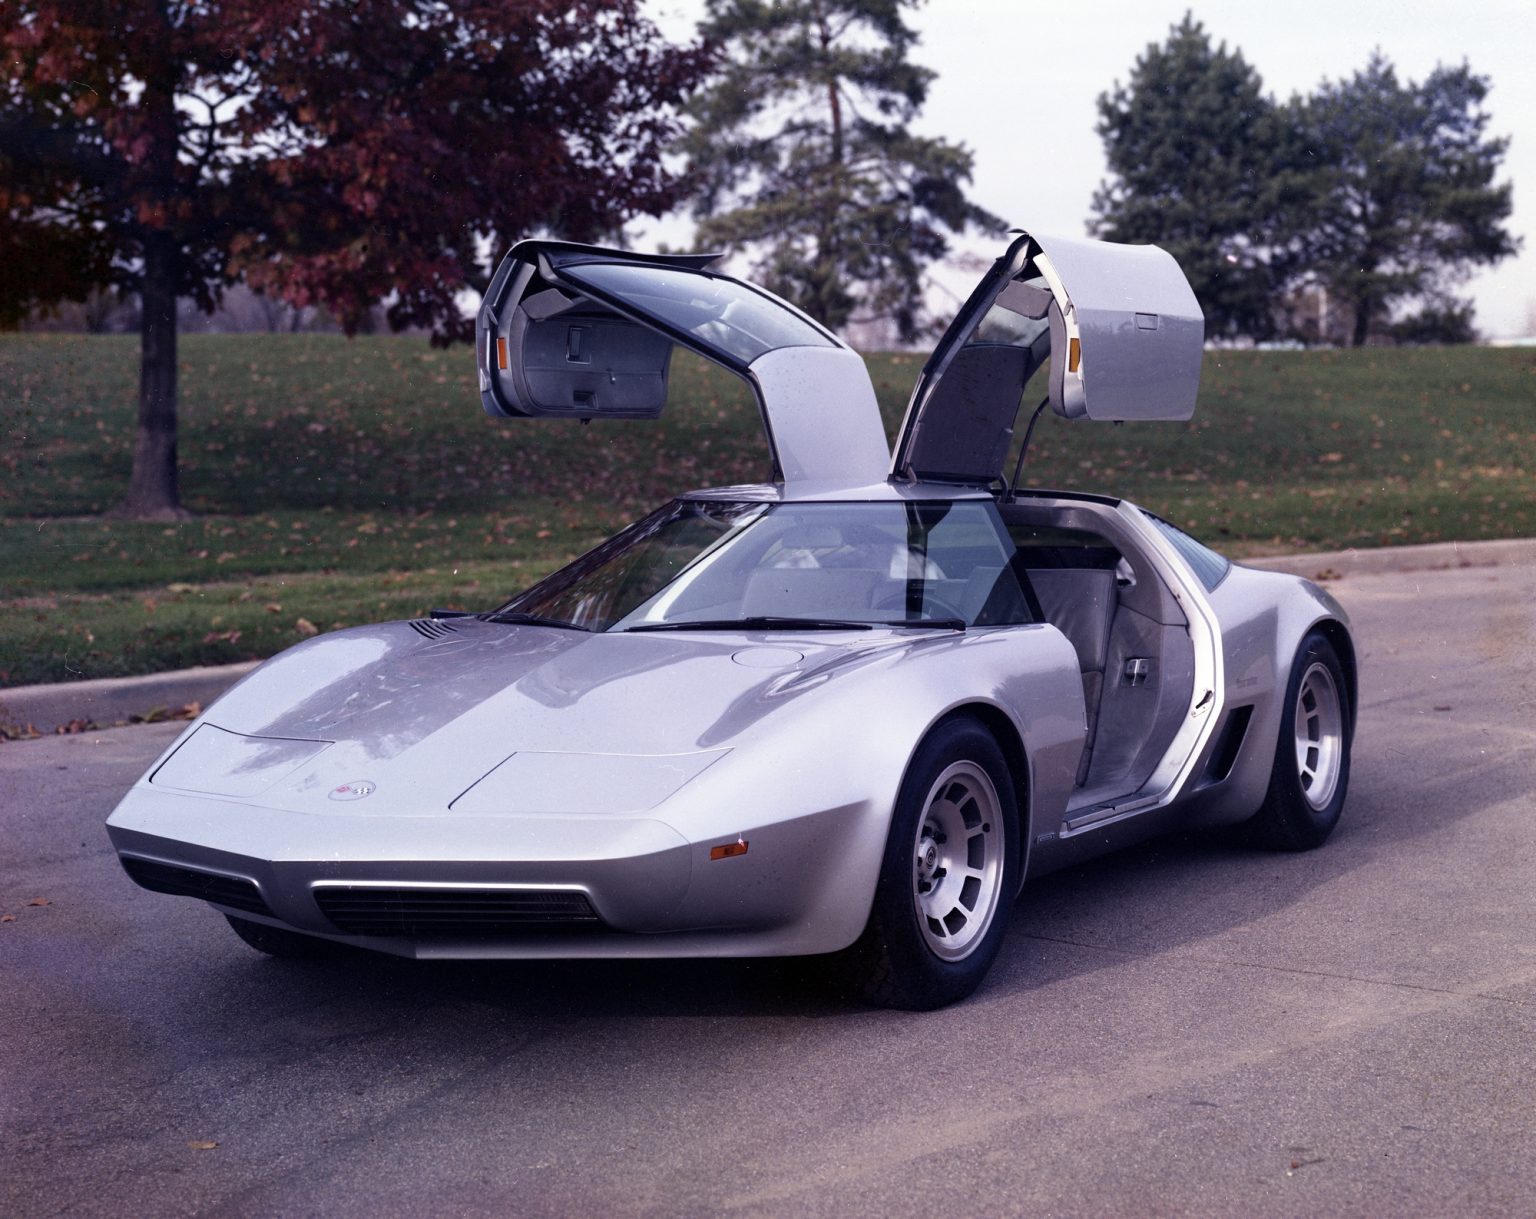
[107,231,1350,965]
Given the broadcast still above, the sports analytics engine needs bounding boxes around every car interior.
[997,500,1196,804]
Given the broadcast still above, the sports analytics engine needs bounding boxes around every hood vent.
[408,619,460,640]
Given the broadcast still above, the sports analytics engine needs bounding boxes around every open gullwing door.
[891,229,1205,486]
[476,240,891,488]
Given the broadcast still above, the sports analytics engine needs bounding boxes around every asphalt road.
[3,562,1533,1217]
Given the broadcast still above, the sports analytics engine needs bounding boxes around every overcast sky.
[645,0,1534,338]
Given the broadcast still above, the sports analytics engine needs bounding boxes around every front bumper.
[106,786,873,958]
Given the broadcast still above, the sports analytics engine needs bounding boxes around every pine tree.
[1298,54,1517,345]
[1092,16,1517,345]
[1091,14,1300,341]
[682,0,1000,343]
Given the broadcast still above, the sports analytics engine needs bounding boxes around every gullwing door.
[476,240,891,487]
[892,229,1205,486]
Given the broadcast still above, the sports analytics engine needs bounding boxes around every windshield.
[496,500,1038,632]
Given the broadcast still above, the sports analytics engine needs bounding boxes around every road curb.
[0,661,261,737]
[3,537,1533,735]
[1241,536,1536,580]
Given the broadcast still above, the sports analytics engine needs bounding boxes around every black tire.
[844,717,1022,1010]
[225,914,342,959]
[1246,631,1352,851]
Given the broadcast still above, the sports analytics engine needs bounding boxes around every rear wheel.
[225,914,342,959]
[1247,632,1351,850]
[846,717,1021,1009]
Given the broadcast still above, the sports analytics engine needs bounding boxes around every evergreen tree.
[1091,14,1301,341]
[682,0,1000,343]
[1298,54,1517,345]
[1093,17,1516,346]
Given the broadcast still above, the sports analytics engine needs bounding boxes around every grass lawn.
[2,332,1533,686]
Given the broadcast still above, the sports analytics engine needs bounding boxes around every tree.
[681,0,1000,344]
[1390,300,1478,346]
[1298,54,1517,346]
[0,1,707,518]
[1090,14,1304,341]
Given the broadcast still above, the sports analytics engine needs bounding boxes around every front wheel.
[1246,631,1352,850]
[845,717,1021,1009]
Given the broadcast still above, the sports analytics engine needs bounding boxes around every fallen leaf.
[264,603,282,614]
[1,913,15,923]
[295,617,319,637]
[187,1140,219,1151]
[26,897,50,907]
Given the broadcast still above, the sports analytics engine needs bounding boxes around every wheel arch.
[1308,616,1358,740]
[930,702,1033,892]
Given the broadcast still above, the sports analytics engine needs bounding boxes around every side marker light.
[496,336,509,370]
[710,839,749,861]
[1068,336,1081,373]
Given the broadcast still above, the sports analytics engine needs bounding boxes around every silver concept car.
[107,230,1355,1009]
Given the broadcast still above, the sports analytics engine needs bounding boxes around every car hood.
[148,618,928,816]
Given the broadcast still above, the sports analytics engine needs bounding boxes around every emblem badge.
[329,780,377,801]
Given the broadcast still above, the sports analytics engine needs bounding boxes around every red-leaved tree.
[1,1,708,518]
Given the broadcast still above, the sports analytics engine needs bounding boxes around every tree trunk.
[1351,297,1372,347]
[111,17,191,521]
[113,230,188,519]
[814,5,844,329]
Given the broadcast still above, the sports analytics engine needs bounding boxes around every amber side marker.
[1068,336,1081,373]
[496,336,509,369]
[710,839,749,861]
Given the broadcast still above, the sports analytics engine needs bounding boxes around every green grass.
[2,333,1533,686]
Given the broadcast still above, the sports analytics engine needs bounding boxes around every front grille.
[120,856,274,917]
[314,886,602,936]
[407,619,460,640]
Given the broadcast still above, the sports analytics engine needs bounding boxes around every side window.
[1141,512,1231,592]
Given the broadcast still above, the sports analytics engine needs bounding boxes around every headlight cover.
[150,723,332,798]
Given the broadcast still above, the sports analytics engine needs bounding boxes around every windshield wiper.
[483,610,588,631]
[623,616,969,633]
[624,616,876,633]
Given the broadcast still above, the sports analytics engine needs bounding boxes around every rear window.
[562,263,835,367]
[1006,523,1121,570]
